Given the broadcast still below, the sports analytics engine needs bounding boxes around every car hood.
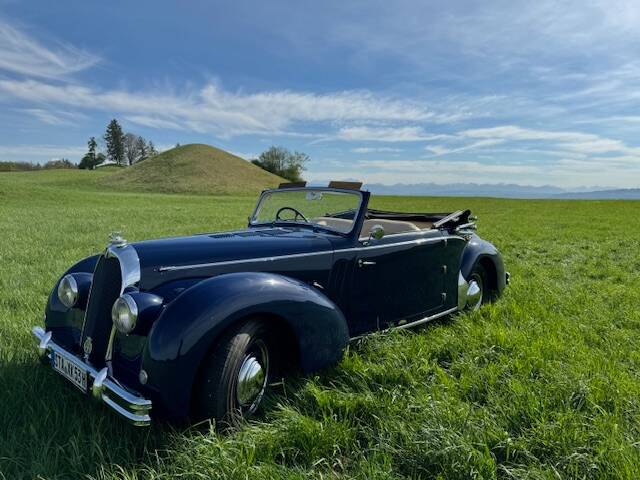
[132,227,334,289]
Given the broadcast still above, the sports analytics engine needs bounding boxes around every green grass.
[1,170,639,479]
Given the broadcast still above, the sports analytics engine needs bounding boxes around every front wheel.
[192,319,274,428]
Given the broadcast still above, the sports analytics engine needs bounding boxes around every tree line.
[0,159,76,172]
[1,117,311,181]
[79,119,157,169]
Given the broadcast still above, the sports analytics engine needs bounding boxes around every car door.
[347,231,448,334]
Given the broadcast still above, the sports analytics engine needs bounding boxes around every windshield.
[250,188,362,234]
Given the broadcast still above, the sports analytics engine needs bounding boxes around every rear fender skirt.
[142,272,349,419]
[460,234,506,294]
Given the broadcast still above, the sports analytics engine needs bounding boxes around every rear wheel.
[466,263,487,310]
[193,319,274,428]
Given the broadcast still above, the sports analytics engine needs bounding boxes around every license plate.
[52,352,88,393]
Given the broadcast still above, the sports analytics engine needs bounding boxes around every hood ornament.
[109,231,127,247]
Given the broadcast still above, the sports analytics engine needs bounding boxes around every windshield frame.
[248,187,365,236]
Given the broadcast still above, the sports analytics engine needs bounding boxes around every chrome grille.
[81,254,122,366]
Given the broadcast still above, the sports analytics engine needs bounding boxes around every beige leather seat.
[312,217,354,233]
[362,219,420,235]
[313,217,421,235]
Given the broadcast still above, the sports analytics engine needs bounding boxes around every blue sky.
[1,0,639,188]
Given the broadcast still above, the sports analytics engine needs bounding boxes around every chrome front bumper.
[32,326,152,426]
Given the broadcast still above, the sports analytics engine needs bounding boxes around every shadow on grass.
[0,355,312,479]
[0,315,458,479]
[0,358,173,479]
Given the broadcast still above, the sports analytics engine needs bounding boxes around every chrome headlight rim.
[111,294,138,334]
[58,274,79,309]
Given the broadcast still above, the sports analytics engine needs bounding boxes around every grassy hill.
[99,144,284,195]
[1,171,640,478]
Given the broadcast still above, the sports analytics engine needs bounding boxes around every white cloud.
[124,115,186,131]
[0,144,85,160]
[335,126,445,142]
[21,108,87,126]
[352,146,403,153]
[462,125,640,156]
[357,159,541,175]
[0,20,99,78]
[306,155,640,188]
[425,138,504,156]
[0,79,439,138]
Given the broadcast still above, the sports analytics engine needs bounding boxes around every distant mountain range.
[362,183,640,199]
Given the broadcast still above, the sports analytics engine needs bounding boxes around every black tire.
[192,318,274,428]
[467,263,488,310]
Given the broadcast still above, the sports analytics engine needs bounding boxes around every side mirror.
[368,224,385,242]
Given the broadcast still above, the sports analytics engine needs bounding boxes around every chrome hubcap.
[466,278,483,310]
[236,342,268,414]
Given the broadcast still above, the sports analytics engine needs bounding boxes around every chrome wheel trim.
[236,340,268,415]
[466,275,483,310]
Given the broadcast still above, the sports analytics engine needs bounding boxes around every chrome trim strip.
[457,271,469,310]
[340,235,458,254]
[32,326,152,426]
[350,306,458,341]
[158,235,464,273]
[391,306,458,331]
[105,244,141,290]
[158,249,334,272]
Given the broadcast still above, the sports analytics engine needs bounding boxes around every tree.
[137,140,158,162]
[123,132,139,166]
[252,146,309,182]
[79,136,105,170]
[104,119,125,166]
[88,136,98,157]
[135,136,148,162]
[79,152,105,169]
[43,158,76,169]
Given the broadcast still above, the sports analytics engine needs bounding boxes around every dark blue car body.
[34,186,507,425]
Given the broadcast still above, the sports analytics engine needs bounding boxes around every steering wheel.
[275,206,309,223]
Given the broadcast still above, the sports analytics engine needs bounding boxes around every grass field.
[1,169,639,479]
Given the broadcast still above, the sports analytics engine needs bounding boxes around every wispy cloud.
[463,125,640,156]
[335,126,446,142]
[0,144,85,160]
[0,20,99,78]
[0,78,441,138]
[352,146,403,153]
[21,108,87,126]
[307,155,640,188]
[424,138,504,156]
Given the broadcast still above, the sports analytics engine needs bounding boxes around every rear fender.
[142,272,349,419]
[460,235,506,294]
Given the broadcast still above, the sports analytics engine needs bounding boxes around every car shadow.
[0,357,171,479]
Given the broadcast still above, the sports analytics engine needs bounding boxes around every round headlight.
[58,275,79,308]
[111,294,138,334]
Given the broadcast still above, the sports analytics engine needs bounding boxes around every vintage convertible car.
[32,182,508,427]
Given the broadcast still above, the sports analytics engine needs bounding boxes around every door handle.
[358,259,376,267]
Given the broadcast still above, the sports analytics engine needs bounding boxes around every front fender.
[142,272,349,419]
[460,234,506,293]
[44,255,100,350]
